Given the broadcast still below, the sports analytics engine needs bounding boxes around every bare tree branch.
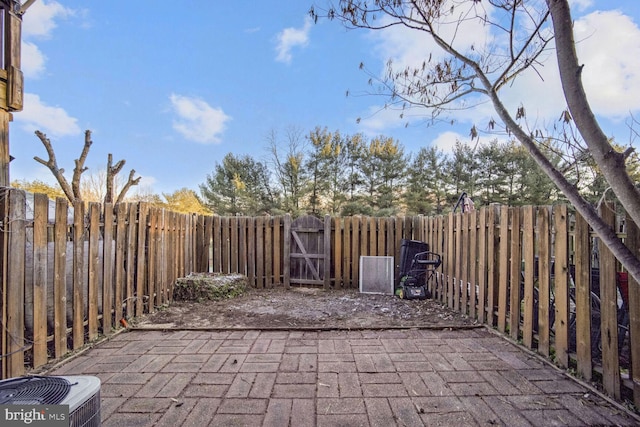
[115,169,141,205]
[33,130,75,203]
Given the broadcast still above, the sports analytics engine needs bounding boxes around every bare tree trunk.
[547,0,640,227]
[487,84,640,285]
[33,130,75,203]
[71,130,92,201]
[105,153,125,204]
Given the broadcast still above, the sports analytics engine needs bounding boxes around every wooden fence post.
[554,204,569,368]
[6,189,25,377]
[509,207,522,341]
[574,210,592,380]
[626,214,640,407]
[53,197,69,357]
[88,202,100,340]
[32,193,48,368]
[102,203,113,332]
[283,214,291,288]
[324,214,331,289]
[599,202,621,399]
[537,206,551,357]
[477,208,487,323]
[522,206,535,349]
[72,200,85,350]
[497,206,509,333]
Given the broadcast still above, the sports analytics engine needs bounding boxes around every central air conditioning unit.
[0,375,101,427]
[359,256,395,295]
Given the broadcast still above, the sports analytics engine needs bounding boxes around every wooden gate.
[284,215,331,288]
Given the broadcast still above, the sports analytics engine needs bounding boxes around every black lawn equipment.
[395,239,442,300]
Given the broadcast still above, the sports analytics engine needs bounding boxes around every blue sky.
[9,0,640,196]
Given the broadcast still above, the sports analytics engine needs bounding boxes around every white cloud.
[363,4,640,133]
[20,0,75,78]
[15,93,81,137]
[275,16,312,64]
[574,11,640,118]
[169,94,231,144]
[431,131,462,153]
[22,0,73,39]
[21,41,46,79]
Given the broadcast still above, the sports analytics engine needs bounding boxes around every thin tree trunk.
[547,0,640,228]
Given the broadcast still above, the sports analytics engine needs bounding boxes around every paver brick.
[181,398,220,427]
[156,372,194,398]
[263,398,293,427]
[317,414,369,427]
[317,398,366,415]
[272,383,316,398]
[364,397,396,427]
[217,397,268,414]
[249,372,277,398]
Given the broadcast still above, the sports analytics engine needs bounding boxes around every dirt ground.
[137,286,478,330]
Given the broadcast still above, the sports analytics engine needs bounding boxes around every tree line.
[198,126,634,217]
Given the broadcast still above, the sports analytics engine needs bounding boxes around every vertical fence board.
[114,204,127,327]
[221,217,230,274]
[212,216,221,273]
[135,204,148,317]
[469,210,478,319]
[88,203,100,340]
[477,209,487,323]
[102,203,113,332]
[498,206,509,333]
[333,218,342,288]
[149,209,159,309]
[626,215,640,407]
[538,207,551,357]
[72,201,85,350]
[265,217,273,288]
[324,215,331,289]
[238,217,247,277]
[6,190,25,376]
[256,217,264,288]
[486,207,497,326]
[273,217,281,284]
[32,193,48,368]
[554,204,569,368]
[230,217,239,274]
[126,204,137,319]
[369,217,377,257]
[53,198,69,357]
[446,213,455,309]
[196,215,205,271]
[599,203,621,399]
[204,215,213,273]
[282,215,290,288]
[522,206,535,349]
[377,218,385,257]
[460,213,469,315]
[509,207,522,341]
[248,217,257,287]
[351,217,360,288]
[454,214,462,311]
[343,217,352,288]
[574,211,592,380]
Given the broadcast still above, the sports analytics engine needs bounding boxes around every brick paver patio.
[48,327,639,426]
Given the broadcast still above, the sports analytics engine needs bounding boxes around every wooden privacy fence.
[423,204,640,406]
[2,187,639,406]
[193,207,640,404]
[0,188,195,379]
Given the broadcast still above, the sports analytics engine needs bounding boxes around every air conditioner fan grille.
[0,376,71,405]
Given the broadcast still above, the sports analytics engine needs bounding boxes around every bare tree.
[312,0,640,284]
[34,130,140,204]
